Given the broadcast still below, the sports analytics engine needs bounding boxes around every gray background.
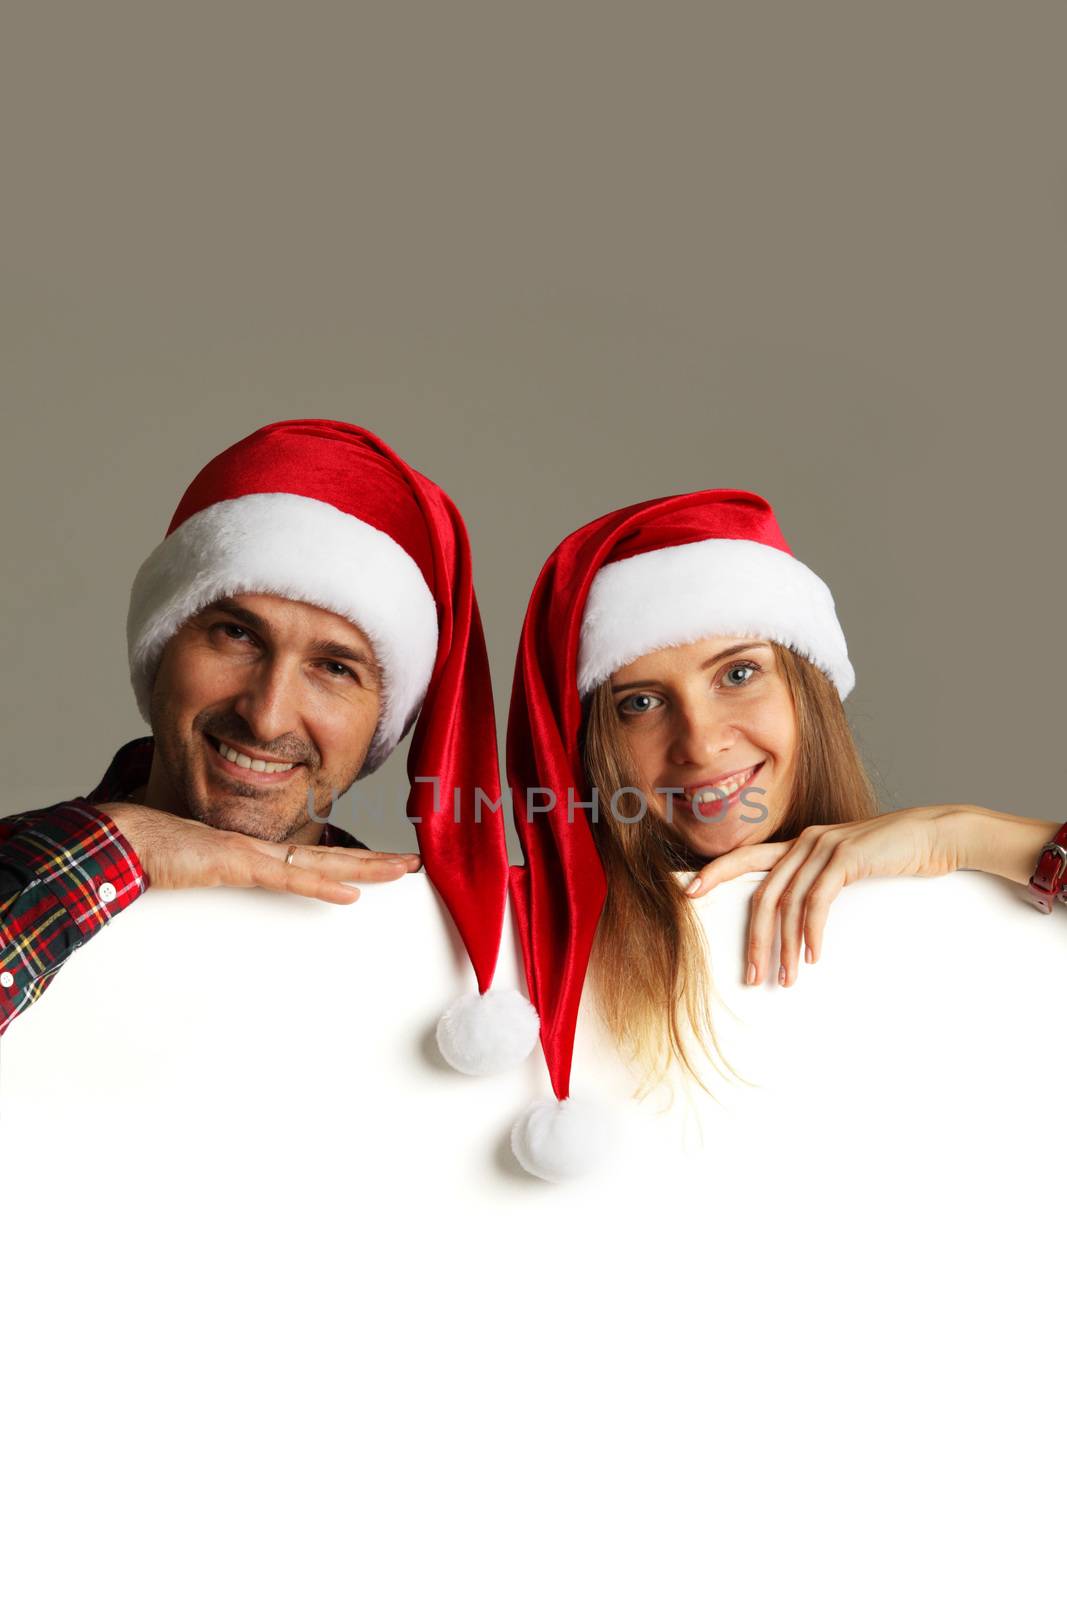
[3,0,1063,854]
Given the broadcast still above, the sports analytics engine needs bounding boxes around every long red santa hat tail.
[128,417,540,1080]
[506,488,855,1180]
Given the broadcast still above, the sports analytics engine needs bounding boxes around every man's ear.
[146,656,166,719]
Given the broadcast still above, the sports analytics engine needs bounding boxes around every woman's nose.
[667,701,739,767]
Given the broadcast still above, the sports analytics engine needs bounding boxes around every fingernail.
[805,946,813,963]
[685,878,701,896]
[746,962,757,985]
[778,965,787,985]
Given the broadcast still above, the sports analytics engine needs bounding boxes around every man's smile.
[203,733,305,787]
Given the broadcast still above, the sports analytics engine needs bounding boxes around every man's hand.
[96,802,420,905]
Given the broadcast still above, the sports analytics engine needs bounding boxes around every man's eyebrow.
[208,602,381,682]
[611,640,770,692]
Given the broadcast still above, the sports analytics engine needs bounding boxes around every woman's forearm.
[952,805,1062,887]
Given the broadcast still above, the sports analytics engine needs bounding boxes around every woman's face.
[607,636,797,859]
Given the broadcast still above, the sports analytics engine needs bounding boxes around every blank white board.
[1,866,1064,1598]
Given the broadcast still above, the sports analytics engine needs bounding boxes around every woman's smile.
[683,761,766,820]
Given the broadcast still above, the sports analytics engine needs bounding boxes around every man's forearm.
[0,801,146,1036]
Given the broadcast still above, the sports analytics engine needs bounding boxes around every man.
[0,418,523,1060]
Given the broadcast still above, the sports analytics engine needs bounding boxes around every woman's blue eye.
[617,665,758,716]
[618,693,662,716]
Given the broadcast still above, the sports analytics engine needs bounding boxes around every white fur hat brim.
[576,538,855,700]
[126,492,439,775]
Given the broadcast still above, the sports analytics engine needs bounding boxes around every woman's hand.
[683,804,970,987]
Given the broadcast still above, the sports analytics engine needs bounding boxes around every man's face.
[144,593,382,843]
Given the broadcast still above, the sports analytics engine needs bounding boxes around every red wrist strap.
[1028,820,1067,913]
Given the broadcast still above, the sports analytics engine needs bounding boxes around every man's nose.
[231,658,304,747]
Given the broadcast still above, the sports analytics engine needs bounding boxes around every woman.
[505,488,1065,1182]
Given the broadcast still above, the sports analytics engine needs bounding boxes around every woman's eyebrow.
[612,640,768,692]
[698,640,769,670]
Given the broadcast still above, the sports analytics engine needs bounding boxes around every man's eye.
[321,661,355,680]
[218,623,252,642]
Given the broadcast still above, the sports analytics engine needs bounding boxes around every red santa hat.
[127,418,540,1077]
[505,489,855,1181]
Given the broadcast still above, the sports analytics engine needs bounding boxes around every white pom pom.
[510,1096,618,1182]
[436,988,541,1076]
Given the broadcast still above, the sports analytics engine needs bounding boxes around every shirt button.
[0,972,14,988]
[98,882,117,904]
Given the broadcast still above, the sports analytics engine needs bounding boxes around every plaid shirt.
[0,736,367,1039]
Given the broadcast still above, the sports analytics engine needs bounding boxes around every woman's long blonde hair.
[579,642,879,1101]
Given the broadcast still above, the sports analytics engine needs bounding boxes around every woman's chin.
[651,793,776,863]
[681,814,765,857]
